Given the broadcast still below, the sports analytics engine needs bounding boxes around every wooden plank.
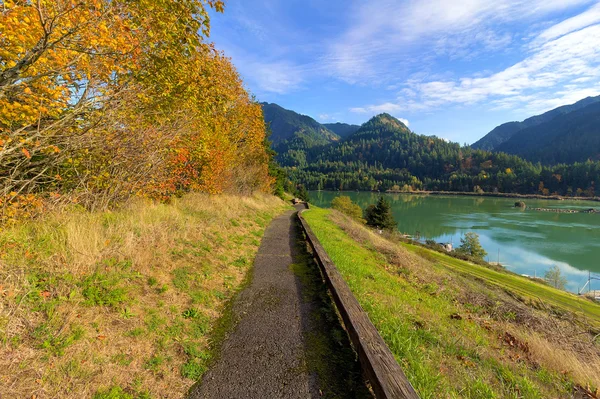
[298,210,420,399]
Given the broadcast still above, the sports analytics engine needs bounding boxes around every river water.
[310,191,600,293]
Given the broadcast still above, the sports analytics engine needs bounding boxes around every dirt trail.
[188,205,369,399]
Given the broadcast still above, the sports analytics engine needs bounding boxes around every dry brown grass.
[0,192,289,398]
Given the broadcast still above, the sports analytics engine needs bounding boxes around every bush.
[331,196,364,221]
[364,196,397,230]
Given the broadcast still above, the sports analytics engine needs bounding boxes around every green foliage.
[264,126,288,199]
[544,265,567,290]
[93,386,151,399]
[180,359,207,380]
[182,308,199,319]
[261,102,340,168]
[331,196,363,221]
[458,232,488,260]
[35,324,85,356]
[296,184,310,202]
[93,386,135,399]
[272,113,600,197]
[80,273,129,307]
[364,196,397,230]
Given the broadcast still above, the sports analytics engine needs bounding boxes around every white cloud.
[327,0,595,82]
[399,118,410,127]
[533,2,600,45]
[351,20,600,115]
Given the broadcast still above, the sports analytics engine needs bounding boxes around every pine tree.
[364,196,397,230]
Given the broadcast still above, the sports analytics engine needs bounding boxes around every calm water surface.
[310,191,600,293]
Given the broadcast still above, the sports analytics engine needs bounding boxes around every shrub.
[331,196,364,221]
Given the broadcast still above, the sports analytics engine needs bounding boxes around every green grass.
[302,208,594,398]
[401,243,600,325]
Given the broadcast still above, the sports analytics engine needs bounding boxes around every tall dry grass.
[0,192,288,398]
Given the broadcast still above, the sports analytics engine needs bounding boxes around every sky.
[208,0,600,144]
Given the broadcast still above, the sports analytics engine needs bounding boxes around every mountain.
[286,113,600,197]
[261,102,339,146]
[472,95,600,151]
[495,101,600,164]
[322,122,360,138]
[261,102,340,166]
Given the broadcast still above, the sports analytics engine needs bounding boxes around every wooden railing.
[297,209,420,399]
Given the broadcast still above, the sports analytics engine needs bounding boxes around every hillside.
[261,103,341,167]
[0,193,289,398]
[322,122,361,138]
[472,95,600,152]
[496,101,600,164]
[280,113,600,197]
[304,207,600,398]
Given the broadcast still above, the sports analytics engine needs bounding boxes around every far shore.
[312,189,600,202]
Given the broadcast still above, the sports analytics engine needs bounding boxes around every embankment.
[303,207,600,398]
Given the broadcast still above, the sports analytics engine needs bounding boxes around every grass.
[0,192,289,398]
[402,243,600,324]
[303,207,600,399]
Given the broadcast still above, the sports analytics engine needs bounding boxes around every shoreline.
[313,189,600,202]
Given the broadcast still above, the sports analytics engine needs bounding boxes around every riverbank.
[386,190,600,202]
[303,207,600,398]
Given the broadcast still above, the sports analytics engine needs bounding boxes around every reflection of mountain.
[310,192,600,276]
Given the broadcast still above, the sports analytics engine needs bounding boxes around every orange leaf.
[40,291,51,299]
[22,148,31,159]
[96,335,106,340]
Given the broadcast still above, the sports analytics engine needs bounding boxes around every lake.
[310,191,600,293]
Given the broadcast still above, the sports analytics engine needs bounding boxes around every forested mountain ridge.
[261,102,340,166]
[322,122,361,138]
[472,95,600,152]
[280,113,599,197]
[495,101,600,165]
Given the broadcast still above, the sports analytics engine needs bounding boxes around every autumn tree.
[1,0,272,220]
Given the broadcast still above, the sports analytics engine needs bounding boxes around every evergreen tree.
[364,196,397,230]
[296,184,310,202]
[458,232,487,260]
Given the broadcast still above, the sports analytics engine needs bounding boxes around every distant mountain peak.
[472,95,600,151]
[363,113,410,131]
[322,122,360,138]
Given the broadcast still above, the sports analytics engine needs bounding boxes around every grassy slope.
[303,208,600,399]
[402,244,600,325]
[0,193,289,398]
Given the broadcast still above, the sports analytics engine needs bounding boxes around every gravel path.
[188,205,326,398]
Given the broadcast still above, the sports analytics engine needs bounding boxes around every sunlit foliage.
[0,0,271,220]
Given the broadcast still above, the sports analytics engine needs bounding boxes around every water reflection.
[310,191,600,292]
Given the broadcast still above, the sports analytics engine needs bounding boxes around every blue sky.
[208,0,600,144]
